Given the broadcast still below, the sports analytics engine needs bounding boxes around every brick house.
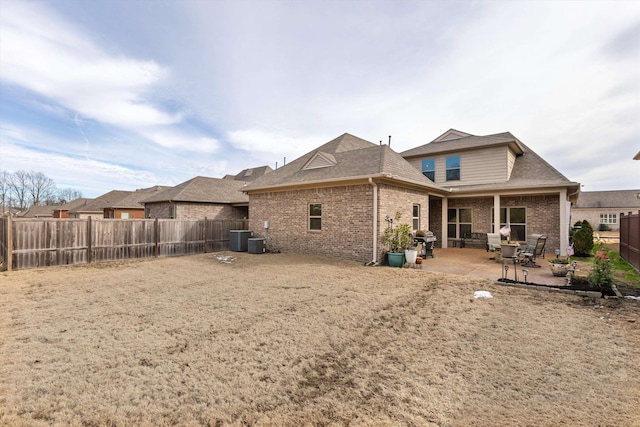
[571,190,640,231]
[53,198,92,218]
[142,176,250,220]
[68,190,131,219]
[244,130,580,263]
[103,187,171,219]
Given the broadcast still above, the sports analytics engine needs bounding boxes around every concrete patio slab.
[414,247,570,287]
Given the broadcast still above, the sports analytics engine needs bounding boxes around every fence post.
[203,217,208,253]
[7,215,12,272]
[87,217,92,264]
[154,218,159,257]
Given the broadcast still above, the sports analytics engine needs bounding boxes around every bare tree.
[8,170,29,210]
[57,188,83,204]
[0,170,11,215]
[27,171,57,206]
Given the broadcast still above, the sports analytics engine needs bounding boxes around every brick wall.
[250,183,431,263]
[447,194,561,251]
[145,202,247,220]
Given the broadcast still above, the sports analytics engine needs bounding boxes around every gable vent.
[303,152,337,170]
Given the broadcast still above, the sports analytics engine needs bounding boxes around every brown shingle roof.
[142,177,248,204]
[244,133,442,192]
[574,190,640,209]
[401,130,525,158]
[227,165,273,182]
[18,205,57,218]
[106,186,172,209]
[70,190,131,213]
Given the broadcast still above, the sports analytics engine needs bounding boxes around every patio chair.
[486,233,502,252]
[519,234,546,268]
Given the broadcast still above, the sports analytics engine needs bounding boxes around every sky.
[1,0,639,198]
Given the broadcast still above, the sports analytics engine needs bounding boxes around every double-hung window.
[309,203,322,231]
[446,155,460,181]
[412,204,420,230]
[448,208,471,238]
[421,159,435,181]
[600,213,617,225]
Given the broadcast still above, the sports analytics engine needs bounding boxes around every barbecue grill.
[414,231,437,259]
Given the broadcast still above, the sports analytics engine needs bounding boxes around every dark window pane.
[511,225,525,241]
[447,208,457,222]
[446,169,460,181]
[413,205,419,217]
[422,171,435,181]
[510,207,526,223]
[460,224,472,237]
[413,219,419,230]
[459,208,472,223]
[500,208,507,224]
[309,203,322,216]
[447,224,457,238]
[310,218,322,230]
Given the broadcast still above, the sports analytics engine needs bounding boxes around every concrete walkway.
[415,247,570,287]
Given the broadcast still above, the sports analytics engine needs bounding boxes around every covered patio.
[416,247,572,287]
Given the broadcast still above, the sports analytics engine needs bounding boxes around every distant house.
[68,190,131,219]
[53,198,93,218]
[244,130,580,263]
[572,190,640,231]
[17,205,57,218]
[142,177,249,220]
[103,186,171,219]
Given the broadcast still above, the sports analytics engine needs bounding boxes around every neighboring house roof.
[18,205,57,218]
[574,190,640,209]
[69,190,132,214]
[105,186,172,209]
[56,198,93,212]
[142,176,249,204]
[634,151,640,160]
[243,133,443,193]
[225,165,273,182]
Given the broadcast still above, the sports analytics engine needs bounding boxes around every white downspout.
[369,177,378,263]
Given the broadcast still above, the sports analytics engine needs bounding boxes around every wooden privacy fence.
[0,217,249,271]
[620,210,639,273]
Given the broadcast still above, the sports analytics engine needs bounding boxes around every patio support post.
[441,197,448,248]
[493,195,501,233]
[559,188,568,255]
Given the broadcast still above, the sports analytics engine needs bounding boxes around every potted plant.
[548,258,570,277]
[383,212,413,267]
[405,240,418,264]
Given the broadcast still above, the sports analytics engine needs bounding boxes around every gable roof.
[55,198,93,211]
[142,176,248,204]
[105,186,172,209]
[225,165,273,182]
[18,205,57,218]
[243,133,443,192]
[69,190,132,214]
[401,130,525,158]
[574,190,640,209]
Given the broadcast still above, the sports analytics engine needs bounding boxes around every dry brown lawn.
[1,252,639,427]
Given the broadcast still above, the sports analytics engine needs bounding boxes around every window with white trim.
[309,203,322,231]
[493,207,527,241]
[448,208,471,238]
[421,159,435,181]
[600,213,617,224]
[413,204,420,230]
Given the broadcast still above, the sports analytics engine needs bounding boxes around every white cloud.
[227,128,329,160]
[140,129,220,154]
[0,1,180,127]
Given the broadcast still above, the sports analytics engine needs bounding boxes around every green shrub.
[572,220,594,257]
[598,223,611,232]
[588,258,614,294]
